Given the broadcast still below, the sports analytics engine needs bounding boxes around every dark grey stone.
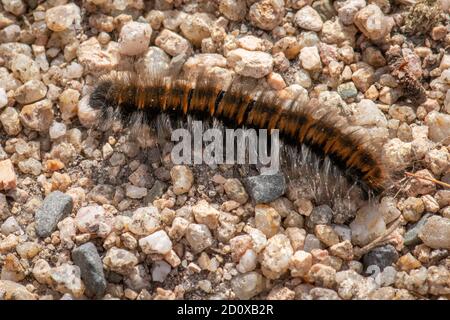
[404,213,432,246]
[303,234,324,252]
[332,224,352,241]
[244,173,286,204]
[145,180,167,204]
[35,191,73,238]
[107,271,123,284]
[72,242,107,299]
[363,244,399,274]
[306,205,333,229]
[146,147,161,164]
[154,167,170,181]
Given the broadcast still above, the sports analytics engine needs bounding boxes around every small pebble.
[128,206,161,236]
[77,37,119,73]
[180,13,213,47]
[45,4,81,32]
[139,230,172,255]
[248,0,284,31]
[425,111,450,143]
[329,240,354,261]
[59,88,80,121]
[72,242,107,298]
[362,244,399,273]
[350,205,386,246]
[0,280,35,300]
[236,249,257,273]
[103,247,138,276]
[227,48,273,78]
[192,200,220,230]
[2,0,26,16]
[155,29,192,57]
[10,53,40,82]
[303,234,324,252]
[299,46,322,71]
[419,216,450,249]
[185,223,214,253]
[295,6,323,32]
[223,178,249,204]
[337,82,358,99]
[19,99,54,132]
[49,263,85,298]
[255,204,281,238]
[231,271,265,299]
[0,159,17,191]
[136,47,170,76]
[119,21,152,56]
[290,250,313,277]
[219,0,247,21]
[75,205,112,238]
[397,253,422,272]
[170,165,194,195]
[14,80,47,104]
[353,4,393,41]
[125,184,147,199]
[306,205,333,229]
[305,263,336,289]
[0,216,22,235]
[152,260,171,282]
[314,224,340,247]
[244,173,286,204]
[35,191,73,238]
[261,234,293,279]
[49,121,67,140]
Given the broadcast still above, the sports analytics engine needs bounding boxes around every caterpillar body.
[89,70,391,222]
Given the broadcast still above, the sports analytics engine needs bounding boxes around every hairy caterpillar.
[88,70,391,222]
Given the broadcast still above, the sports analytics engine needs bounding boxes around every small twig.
[405,171,450,189]
[355,218,402,259]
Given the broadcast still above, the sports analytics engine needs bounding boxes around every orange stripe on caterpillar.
[88,71,390,196]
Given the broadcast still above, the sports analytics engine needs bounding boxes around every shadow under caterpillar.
[88,70,392,223]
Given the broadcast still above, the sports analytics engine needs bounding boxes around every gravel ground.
[0,0,449,300]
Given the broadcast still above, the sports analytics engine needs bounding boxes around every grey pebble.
[244,173,286,204]
[404,213,432,246]
[108,271,124,284]
[337,82,358,99]
[72,242,107,298]
[146,147,161,163]
[35,191,73,238]
[145,180,167,204]
[332,224,352,241]
[154,167,171,181]
[303,234,324,252]
[306,204,333,229]
[363,244,399,274]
